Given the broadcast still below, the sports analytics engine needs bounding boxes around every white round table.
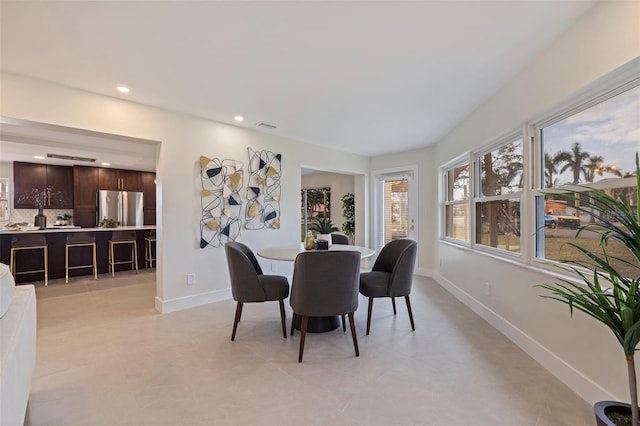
[257,244,375,261]
[257,243,375,333]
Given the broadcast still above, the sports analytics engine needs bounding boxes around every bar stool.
[109,230,139,277]
[65,232,97,283]
[10,234,48,286]
[145,230,156,271]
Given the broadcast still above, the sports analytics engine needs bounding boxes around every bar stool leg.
[93,243,98,280]
[110,241,115,277]
[44,245,48,286]
[65,244,70,283]
[133,241,139,273]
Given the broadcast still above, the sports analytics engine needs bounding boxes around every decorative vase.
[594,400,632,426]
[304,231,315,250]
[34,209,47,230]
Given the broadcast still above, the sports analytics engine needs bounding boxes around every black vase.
[34,209,46,230]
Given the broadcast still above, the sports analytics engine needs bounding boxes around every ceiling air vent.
[256,122,277,130]
[47,153,96,162]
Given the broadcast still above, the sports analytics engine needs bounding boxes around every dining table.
[257,243,376,333]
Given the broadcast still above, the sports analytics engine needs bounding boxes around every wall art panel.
[245,148,281,230]
[199,156,243,248]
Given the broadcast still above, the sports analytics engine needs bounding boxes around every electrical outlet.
[439,259,442,267]
[270,263,276,272]
[187,273,195,285]
[485,282,491,296]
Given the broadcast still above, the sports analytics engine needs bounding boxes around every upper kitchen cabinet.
[13,162,73,209]
[98,168,140,191]
[73,166,99,209]
[140,171,156,225]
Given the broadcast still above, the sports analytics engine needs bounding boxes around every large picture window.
[536,85,640,267]
[439,63,639,278]
[475,138,523,254]
[443,162,470,242]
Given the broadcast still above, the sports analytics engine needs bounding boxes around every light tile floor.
[24,272,593,426]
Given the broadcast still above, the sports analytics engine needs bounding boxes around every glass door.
[374,168,417,252]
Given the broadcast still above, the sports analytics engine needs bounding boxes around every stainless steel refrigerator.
[98,190,144,226]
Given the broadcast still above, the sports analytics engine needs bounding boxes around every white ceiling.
[0,0,597,168]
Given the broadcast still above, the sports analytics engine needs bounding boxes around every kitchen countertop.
[0,225,156,234]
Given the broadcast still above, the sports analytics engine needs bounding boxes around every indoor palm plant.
[308,217,339,235]
[537,154,640,426]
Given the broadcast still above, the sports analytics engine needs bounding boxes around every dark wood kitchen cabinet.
[13,162,73,209]
[98,168,140,191]
[140,171,156,225]
[73,166,99,228]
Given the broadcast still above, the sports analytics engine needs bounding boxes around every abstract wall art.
[199,155,243,248]
[245,148,282,230]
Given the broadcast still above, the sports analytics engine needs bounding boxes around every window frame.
[441,156,471,245]
[438,58,639,275]
[472,132,525,257]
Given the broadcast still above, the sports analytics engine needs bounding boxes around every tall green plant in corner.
[341,192,355,240]
[537,153,640,426]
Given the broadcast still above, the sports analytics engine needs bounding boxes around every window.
[443,162,470,242]
[475,137,523,254]
[535,84,640,270]
[439,62,639,276]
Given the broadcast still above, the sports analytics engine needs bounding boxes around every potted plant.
[309,217,339,246]
[537,154,640,426]
[341,192,355,242]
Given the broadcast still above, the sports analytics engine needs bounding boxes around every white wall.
[0,73,371,313]
[372,0,638,406]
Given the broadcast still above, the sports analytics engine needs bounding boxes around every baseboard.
[430,271,617,405]
[155,288,232,314]
[414,267,432,277]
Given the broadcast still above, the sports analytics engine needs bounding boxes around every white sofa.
[0,263,36,426]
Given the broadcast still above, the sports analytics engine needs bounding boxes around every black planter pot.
[595,400,632,426]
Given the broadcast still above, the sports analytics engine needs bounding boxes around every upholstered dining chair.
[224,242,290,341]
[330,233,350,245]
[289,250,361,362]
[359,239,417,335]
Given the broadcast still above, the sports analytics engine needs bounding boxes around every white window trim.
[441,155,471,245]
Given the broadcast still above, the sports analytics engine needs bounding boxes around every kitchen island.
[0,226,156,284]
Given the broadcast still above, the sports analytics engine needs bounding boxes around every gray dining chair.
[359,239,417,335]
[224,241,290,341]
[289,250,361,362]
[330,233,350,245]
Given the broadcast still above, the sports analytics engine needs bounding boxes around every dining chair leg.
[231,302,243,341]
[366,297,373,335]
[341,314,346,332]
[279,299,287,339]
[405,295,415,331]
[290,312,297,336]
[391,297,397,314]
[298,315,308,363]
[348,312,359,357]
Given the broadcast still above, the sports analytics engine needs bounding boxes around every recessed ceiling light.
[116,86,130,93]
[101,162,111,166]
[234,115,244,122]
[34,155,45,160]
